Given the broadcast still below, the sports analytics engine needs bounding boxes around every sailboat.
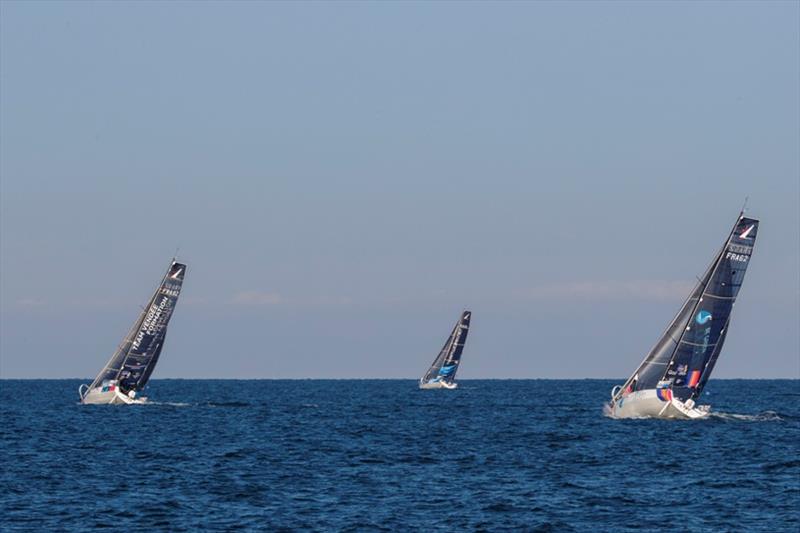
[419,311,471,389]
[608,212,759,419]
[79,260,187,404]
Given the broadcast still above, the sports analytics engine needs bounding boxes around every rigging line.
[679,340,719,348]
[702,293,736,300]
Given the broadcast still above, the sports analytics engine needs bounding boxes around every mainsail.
[88,260,187,394]
[421,311,471,385]
[614,214,758,403]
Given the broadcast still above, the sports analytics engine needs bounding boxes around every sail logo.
[739,224,755,240]
[438,364,456,375]
[132,297,170,350]
[728,243,752,255]
[656,388,672,402]
[695,310,712,325]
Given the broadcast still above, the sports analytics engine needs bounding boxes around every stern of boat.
[80,381,146,405]
[419,380,458,390]
[609,388,709,420]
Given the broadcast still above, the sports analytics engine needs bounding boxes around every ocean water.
[1,379,798,531]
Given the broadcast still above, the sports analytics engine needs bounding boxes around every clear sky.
[1,1,798,379]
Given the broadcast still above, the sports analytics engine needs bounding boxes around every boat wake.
[205,401,251,408]
[709,410,785,422]
[603,403,786,422]
[147,401,193,407]
[134,401,250,408]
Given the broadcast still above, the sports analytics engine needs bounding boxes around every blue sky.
[1,1,798,379]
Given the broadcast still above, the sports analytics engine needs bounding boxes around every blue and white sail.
[80,260,187,404]
[609,213,758,418]
[419,311,471,389]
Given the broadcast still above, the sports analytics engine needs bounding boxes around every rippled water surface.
[2,379,798,531]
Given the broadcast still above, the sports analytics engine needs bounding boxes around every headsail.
[420,311,471,386]
[87,260,187,395]
[614,214,758,404]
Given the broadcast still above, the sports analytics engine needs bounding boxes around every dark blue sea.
[1,380,798,531]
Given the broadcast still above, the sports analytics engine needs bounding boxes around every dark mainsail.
[88,261,187,394]
[421,311,471,385]
[615,215,758,402]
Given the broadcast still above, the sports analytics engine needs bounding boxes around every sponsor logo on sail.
[438,364,456,376]
[739,224,755,240]
[695,310,712,325]
[132,296,171,350]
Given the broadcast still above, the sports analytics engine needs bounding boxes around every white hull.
[419,380,457,390]
[80,386,147,405]
[609,389,709,420]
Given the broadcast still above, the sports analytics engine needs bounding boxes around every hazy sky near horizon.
[1,1,798,379]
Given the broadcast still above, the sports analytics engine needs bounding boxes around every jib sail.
[88,260,187,394]
[421,311,471,385]
[615,215,758,402]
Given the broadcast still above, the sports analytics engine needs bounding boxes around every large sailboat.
[79,260,187,404]
[419,311,471,389]
[608,212,759,419]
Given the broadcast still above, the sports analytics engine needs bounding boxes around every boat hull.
[419,381,458,390]
[80,387,146,405]
[609,389,709,419]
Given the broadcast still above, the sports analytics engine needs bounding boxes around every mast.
[612,249,720,403]
[86,272,162,392]
[421,318,459,384]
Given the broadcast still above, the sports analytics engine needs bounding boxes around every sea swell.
[1,379,798,531]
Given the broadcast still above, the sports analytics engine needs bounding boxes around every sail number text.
[726,244,751,263]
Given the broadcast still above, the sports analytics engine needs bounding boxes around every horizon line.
[2,377,798,381]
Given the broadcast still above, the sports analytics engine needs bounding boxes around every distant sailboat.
[79,260,187,404]
[608,212,759,419]
[419,311,471,389]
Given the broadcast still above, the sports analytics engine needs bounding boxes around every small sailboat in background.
[419,311,471,389]
[80,259,187,404]
[608,212,759,419]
